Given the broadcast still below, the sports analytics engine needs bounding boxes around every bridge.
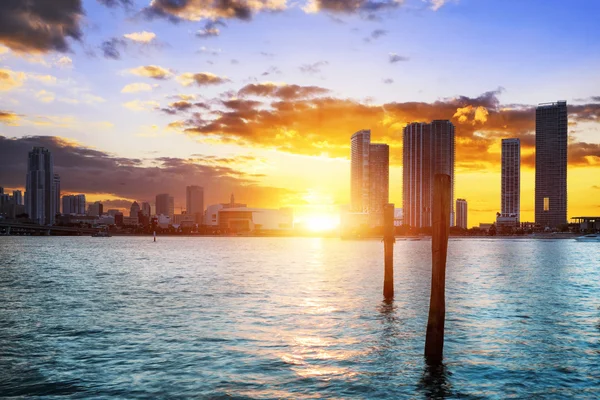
[0,221,99,236]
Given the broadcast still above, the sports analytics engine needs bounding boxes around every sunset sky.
[1,0,599,226]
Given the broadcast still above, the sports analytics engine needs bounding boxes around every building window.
[544,197,550,212]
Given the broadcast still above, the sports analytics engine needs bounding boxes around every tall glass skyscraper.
[186,185,205,223]
[350,130,371,213]
[402,120,455,228]
[25,147,57,225]
[535,101,568,228]
[501,138,520,222]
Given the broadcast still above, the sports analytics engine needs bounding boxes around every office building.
[53,174,61,214]
[186,185,204,224]
[350,130,390,227]
[141,202,151,216]
[155,194,171,217]
[456,199,468,229]
[12,190,23,206]
[25,147,57,225]
[62,194,86,215]
[130,201,140,218]
[535,101,568,229]
[87,201,103,217]
[501,138,520,226]
[402,120,455,229]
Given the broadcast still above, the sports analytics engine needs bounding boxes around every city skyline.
[0,1,599,226]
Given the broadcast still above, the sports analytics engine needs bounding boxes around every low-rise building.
[218,207,293,232]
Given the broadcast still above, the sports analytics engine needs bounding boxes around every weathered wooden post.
[425,174,451,364]
[383,203,395,299]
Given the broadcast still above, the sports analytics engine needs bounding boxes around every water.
[1,237,599,398]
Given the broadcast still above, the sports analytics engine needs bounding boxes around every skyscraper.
[350,130,390,226]
[368,143,389,225]
[25,147,56,225]
[156,193,171,217]
[186,185,205,224]
[501,138,520,222]
[53,174,61,215]
[63,194,86,215]
[535,101,568,228]
[141,202,151,216]
[12,190,23,206]
[456,199,468,229]
[130,201,140,218]
[350,130,371,213]
[402,120,455,229]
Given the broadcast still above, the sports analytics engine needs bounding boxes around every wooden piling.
[383,203,395,299]
[425,174,451,364]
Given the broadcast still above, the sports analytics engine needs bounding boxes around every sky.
[0,0,599,226]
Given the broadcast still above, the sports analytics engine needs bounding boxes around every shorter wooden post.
[425,174,451,364]
[383,203,395,299]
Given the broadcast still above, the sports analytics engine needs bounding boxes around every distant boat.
[575,234,600,242]
[92,229,111,238]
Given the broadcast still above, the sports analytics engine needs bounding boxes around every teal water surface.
[1,237,599,398]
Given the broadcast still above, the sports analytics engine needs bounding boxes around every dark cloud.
[312,0,401,13]
[196,20,226,38]
[364,29,387,42]
[179,72,230,86]
[101,37,127,59]
[261,66,282,76]
[260,51,275,57]
[238,83,329,100]
[568,103,600,122]
[299,61,328,74]
[0,110,20,125]
[389,53,409,63]
[383,78,393,84]
[142,0,274,22]
[0,135,293,207]
[161,100,209,115]
[97,0,132,7]
[0,0,84,53]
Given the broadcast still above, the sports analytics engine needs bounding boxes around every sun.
[304,215,339,232]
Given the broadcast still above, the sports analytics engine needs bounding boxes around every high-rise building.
[402,120,455,229]
[141,202,151,216]
[456,199,468,229]
[368,143,389,225]
[349,130,390,227]
[501,138,520,222]
[62,194,86,215]
[25,147,56,225]
[87,201,103,217]
[53,174,60,215]
[156,194,171,217]
[130,201,140,218]
[350,130,371,213]
[186,185,204,224]
[169,196,174,219]
[535,101,568,229]
[12,190,23,206]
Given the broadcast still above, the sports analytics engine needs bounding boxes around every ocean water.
[0,237,599,399]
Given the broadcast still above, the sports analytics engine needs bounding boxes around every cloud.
[129,65,173,80]
[299,61,328,74]
[0,0,83,53]
[177,72,230,86]
[364,29,387,42]
[238,82,329,100]
[56,56,73,68]
[161,84,600,170]
[303,0,403,13]
[123,31,157,43]
[97,0,133,7]
[0,68,26,91]
[35,90,56,103]
[383,78,394,84]
[121,83,155,93]
[0,111,20,126]
[0,135,293,208]
[427,0,449,11]
[197,20,226,38]
[261,66,282,76]
[122,100,161,111]
[101,37,127,59]
[389,53,409,63]
[142,0,287,22]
